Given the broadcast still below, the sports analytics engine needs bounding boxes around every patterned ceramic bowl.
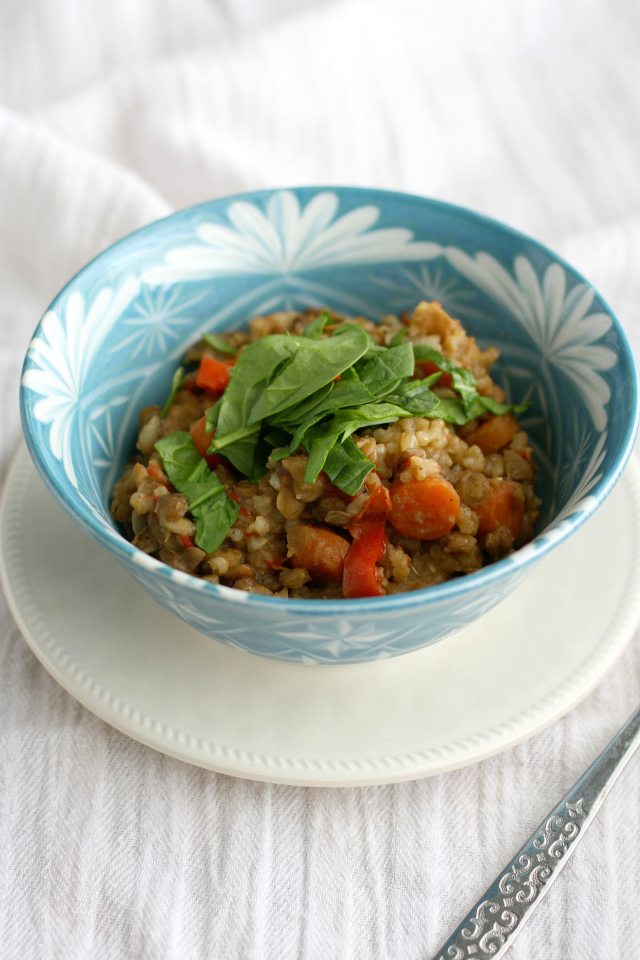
[20,188,639,664]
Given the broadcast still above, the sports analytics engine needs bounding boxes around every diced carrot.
[416,359,453,388]
[147,461,167,484]
[388,474,460,540]
[288,525,350,582]
[196,356,231,394]
[190,416,215,458]
[179,534,194,549]
[476,481,525,539]
[343,520,387,598]
[189,415,228,470]
[464,413,520,455]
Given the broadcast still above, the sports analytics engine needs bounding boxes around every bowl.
[20,187,639,664]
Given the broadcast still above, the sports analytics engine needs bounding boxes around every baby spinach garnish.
[201,332,239,356]
[389,328,406,347]
[183,318,530,504]
[314,437,374,496]
[154,432,239,553]
[247,324,370,424]
[161,366,184,418]
[302,311,332,339]
[207,333,298,439]
[354,342,414,397]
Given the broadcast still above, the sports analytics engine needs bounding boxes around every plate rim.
[2,442,640,787]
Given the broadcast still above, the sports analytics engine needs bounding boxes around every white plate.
[3,444,640,787]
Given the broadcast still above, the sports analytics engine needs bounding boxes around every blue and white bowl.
[20,187,639,664]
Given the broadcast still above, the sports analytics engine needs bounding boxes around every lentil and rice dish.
[111,301,541,599]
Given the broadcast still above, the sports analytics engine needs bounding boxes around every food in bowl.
[111,300,541,599]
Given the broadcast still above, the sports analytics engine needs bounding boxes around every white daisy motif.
[444,250,617,430]
[22,279,139,486]
[371,263,488,322]
[143,190,441,284]
[553,428,608,526]
[110,284,198,359]
[87,397,130,471]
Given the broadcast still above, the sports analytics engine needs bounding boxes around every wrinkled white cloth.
[2,2,640,957]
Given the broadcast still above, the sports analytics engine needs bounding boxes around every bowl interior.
[20,187,639,583]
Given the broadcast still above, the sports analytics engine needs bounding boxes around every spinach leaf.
[269,381,335,427]
[161,366,184,417]
[301,402,410,482]
[320,437,374,496]
[355,342,414,397]
[412,344,477,405]
[215,429,264,479]
[389,328,406,347]
[412,344,529,419]
[206,397,222,430]
[269,415,324,463]
[154,432,239,553]
[276,379,377,428]
[201,332,239,356]
[385,376,442,416]
[209,333,299,443]
[302,311,331,339]
[247,323,370,424]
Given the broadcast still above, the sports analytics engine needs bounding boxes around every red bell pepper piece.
[416,359,453,388]
[343,521,388,598]
[196,355,232,394]
[343,478,391,598]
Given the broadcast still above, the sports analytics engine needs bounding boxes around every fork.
[431,702,640,959]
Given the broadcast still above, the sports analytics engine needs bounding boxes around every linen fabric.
[1,1,640,957]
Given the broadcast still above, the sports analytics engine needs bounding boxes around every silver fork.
[431,702,640,960]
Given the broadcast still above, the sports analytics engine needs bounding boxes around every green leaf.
[322,437,374,496]
[247,324,370,424]
[269,381,335,427]
[154,432,239,553]
[272,379,376,430]
[412,344,477,404]
[161,366,184,418]
[201,332,239,356]
[412,344,529,419]
[301,401,409,484]
[302,311,331,339]
[389,328,406,347]
[355,342,414,398]
[210,334,299,469]
[215,429,262,477]
[205,397,222,431]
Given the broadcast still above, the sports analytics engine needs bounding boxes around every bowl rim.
[20,185,640,616]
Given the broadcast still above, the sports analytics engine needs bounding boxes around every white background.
[1,1,640,957]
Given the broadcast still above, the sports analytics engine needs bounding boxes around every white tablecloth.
[2,2,640,957]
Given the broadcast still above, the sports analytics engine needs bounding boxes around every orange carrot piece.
[465,413,519,455]
[388,474,460,540]
[289,525,350,582]
[476,480,524,538]
[189,415,215,458]
[189,415,228,470]
[196,355,231,394]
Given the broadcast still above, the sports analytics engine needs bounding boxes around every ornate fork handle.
[432,703,640,960]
